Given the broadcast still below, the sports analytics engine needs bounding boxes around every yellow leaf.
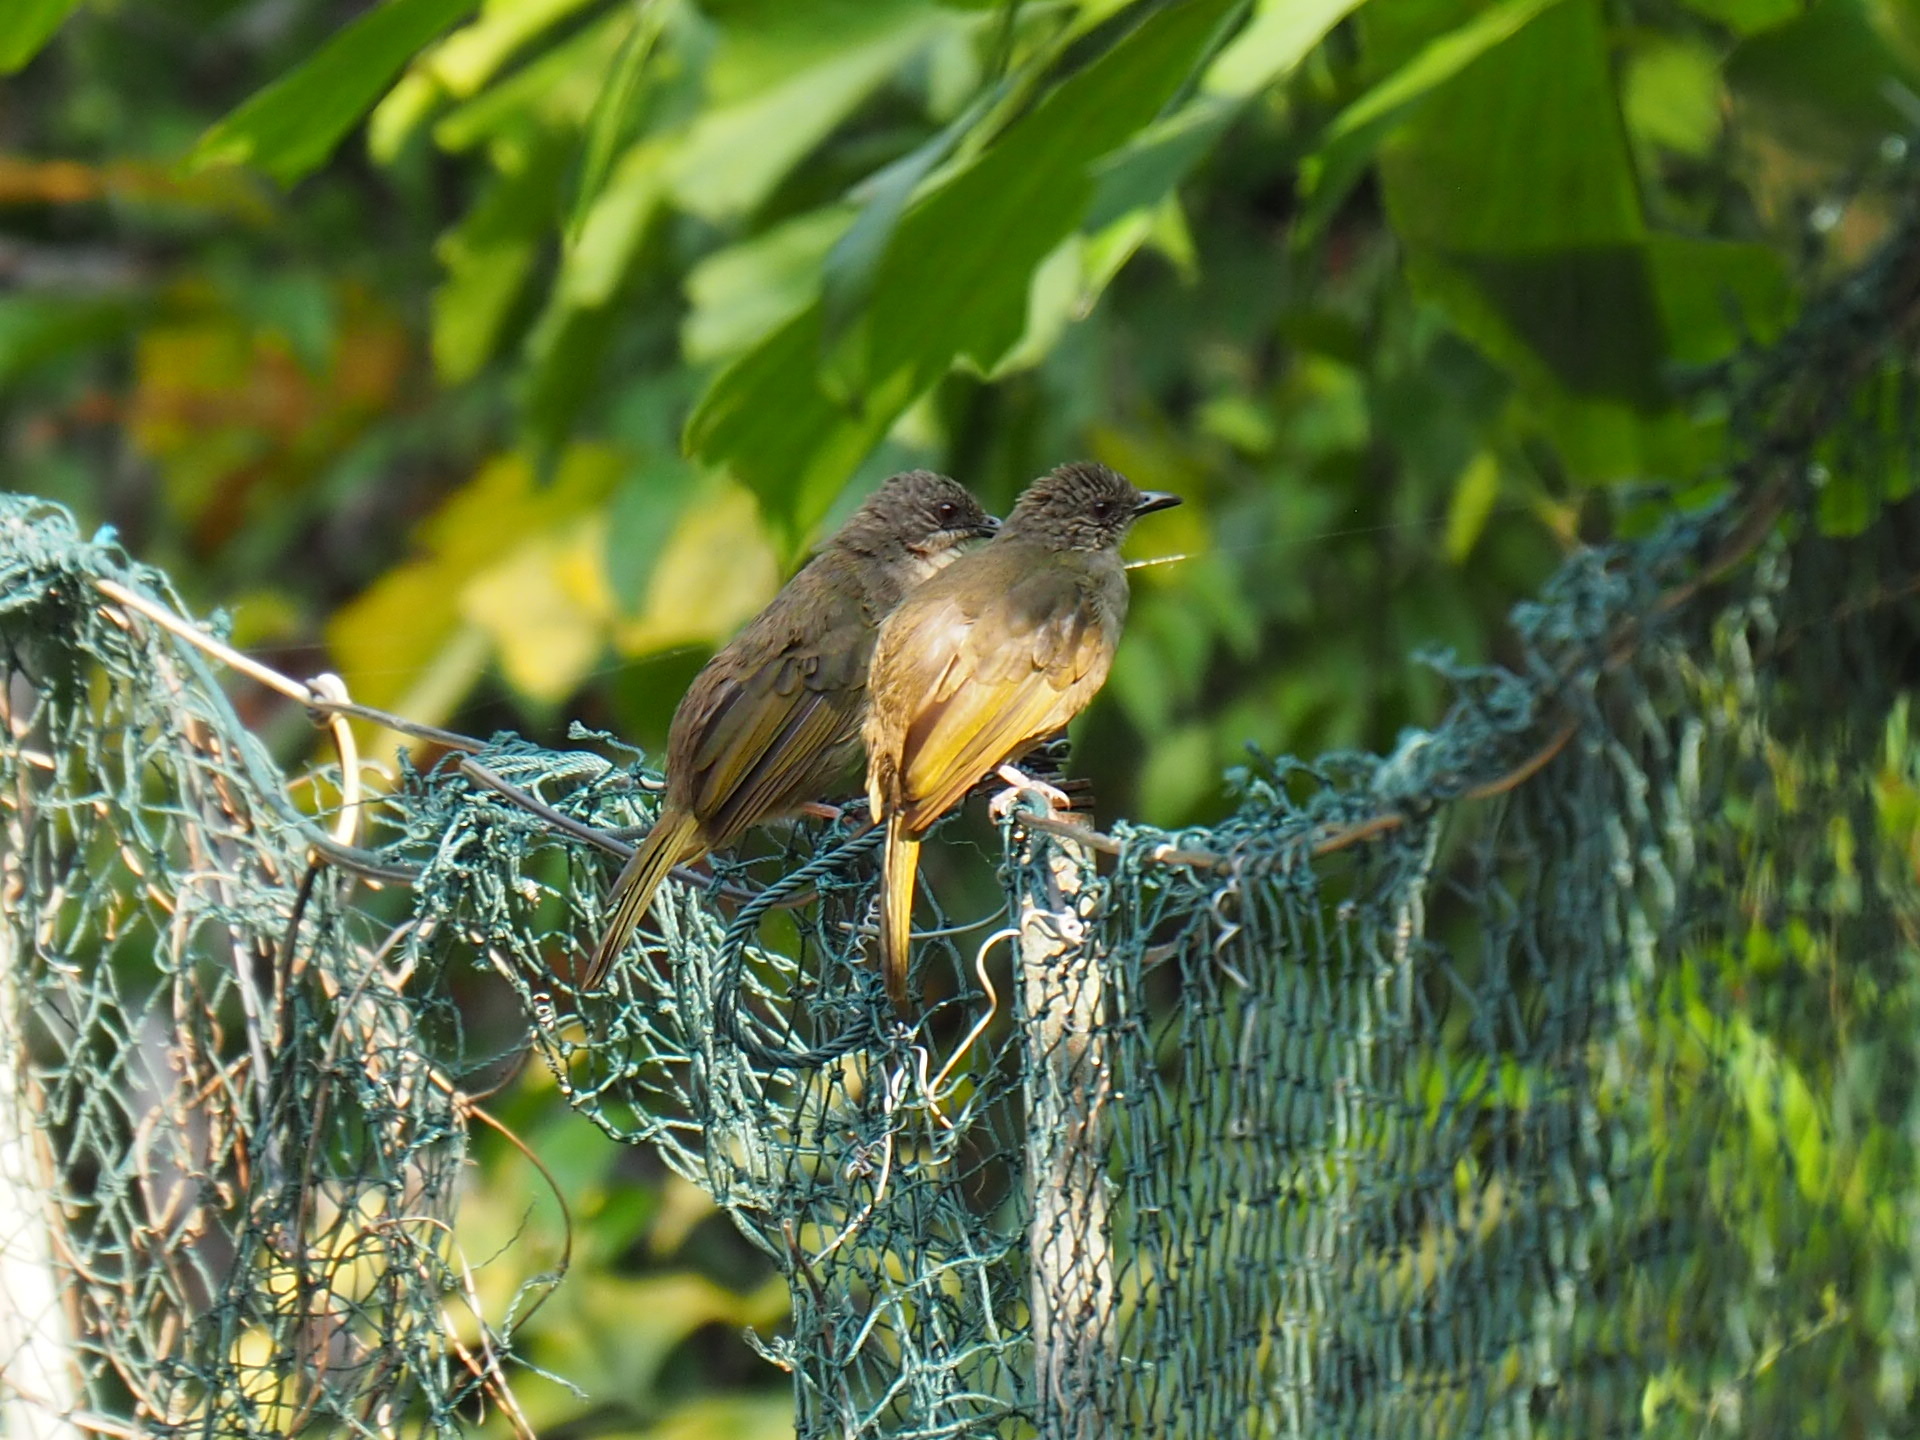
[611,476,781,656]
[461,514,612,703]
[326,444,621,729]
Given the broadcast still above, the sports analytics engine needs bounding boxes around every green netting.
[7,209,1920,1438]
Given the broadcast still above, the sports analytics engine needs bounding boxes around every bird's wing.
[673,573,872,847]
[885,557,1119,833]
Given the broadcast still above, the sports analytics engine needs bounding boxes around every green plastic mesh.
[7,209,1920,1438]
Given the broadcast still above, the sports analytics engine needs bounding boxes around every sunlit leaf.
[570,1,668,239]
[1202,0,1370,97]
[683,207,853,365]
[1443,451,1501,562]
[1624,36,1724,159]
[431,0,601,97]
[1325,0,1566,144]
[326,447,620,726]
[431,11,625,153]
[191,0,480,185]
[0,0,83,73]
[688,0,1242,536]
[671,13,943,224]
[610,476,781,657]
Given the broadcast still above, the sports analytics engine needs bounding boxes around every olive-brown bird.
[863,461,1180,1008]
[584,471,998,989]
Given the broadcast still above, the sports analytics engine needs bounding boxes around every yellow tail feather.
[880,815,920,1012]
[584,809,702,989]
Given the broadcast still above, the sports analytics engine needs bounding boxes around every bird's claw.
[989,765,1074,820]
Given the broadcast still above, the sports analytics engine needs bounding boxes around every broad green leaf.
[430,0,601,96]
[687,0,1242,536]
[817,75,1010,393]
[570,2,668,239]
[1372,0,1688,478]
[670,14,942,224]
[563,137,673,310]
[431,12,625,153]
[0,0,82,74]
[191,0,480,185]
[1647,234,1792,363]
[701,0,937,100]
[1325,0,1566,145]
[1203,0,1370,98]
[431,138,567,382]
[683,207,854,364]
[1085,95,1239,231]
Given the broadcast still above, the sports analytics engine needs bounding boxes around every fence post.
[0,879,82,1440]
[1019,820,1114,1440]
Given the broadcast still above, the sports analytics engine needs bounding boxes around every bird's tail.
[584,809,702,990]
[879,813,921,1013]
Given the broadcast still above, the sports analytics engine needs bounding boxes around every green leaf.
[1623,35,1723,159]
[569,3,667,241]
[0,0,83,74]
[1325,0,1566,145]
[604,468,692,611]
[1443,451,1500,562]
[1369,0,1698,479]
[1727,0,1920,142]
[191,0,480,185]
[432,142,568,383]
[1202,0,1370,98]
[817,75,1009,395]
[432,12,625,154]
[670,13,942,224]
[1647,234,1792,363]
[688,0,1242,535]
[683,207,854,365]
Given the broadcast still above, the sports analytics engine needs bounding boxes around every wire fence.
[7,196,1920,1437]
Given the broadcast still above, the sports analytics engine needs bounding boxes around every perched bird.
[584,471,998,989]
[864,461,1181,1009]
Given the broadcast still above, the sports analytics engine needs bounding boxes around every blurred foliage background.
[3,0,1915,1432]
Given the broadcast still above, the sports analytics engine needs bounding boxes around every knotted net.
[6,205,1920,1439]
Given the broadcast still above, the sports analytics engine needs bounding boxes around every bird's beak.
[973,515,1003,538]
[1133,491,1182,515]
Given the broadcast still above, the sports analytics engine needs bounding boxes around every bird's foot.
[798,800,845,821]
[988,765,1075,820]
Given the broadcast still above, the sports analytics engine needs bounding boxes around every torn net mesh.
[6,216,1920,1438]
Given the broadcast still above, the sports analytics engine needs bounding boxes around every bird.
[583,470,999,989]
[863,460,1181,1010]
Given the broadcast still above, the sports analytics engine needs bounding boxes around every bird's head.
[1002,461,1180,552]
[837,470,999,563]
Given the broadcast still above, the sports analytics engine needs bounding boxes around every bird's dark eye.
[937,500,958,522]
[1092,500,1113,520]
